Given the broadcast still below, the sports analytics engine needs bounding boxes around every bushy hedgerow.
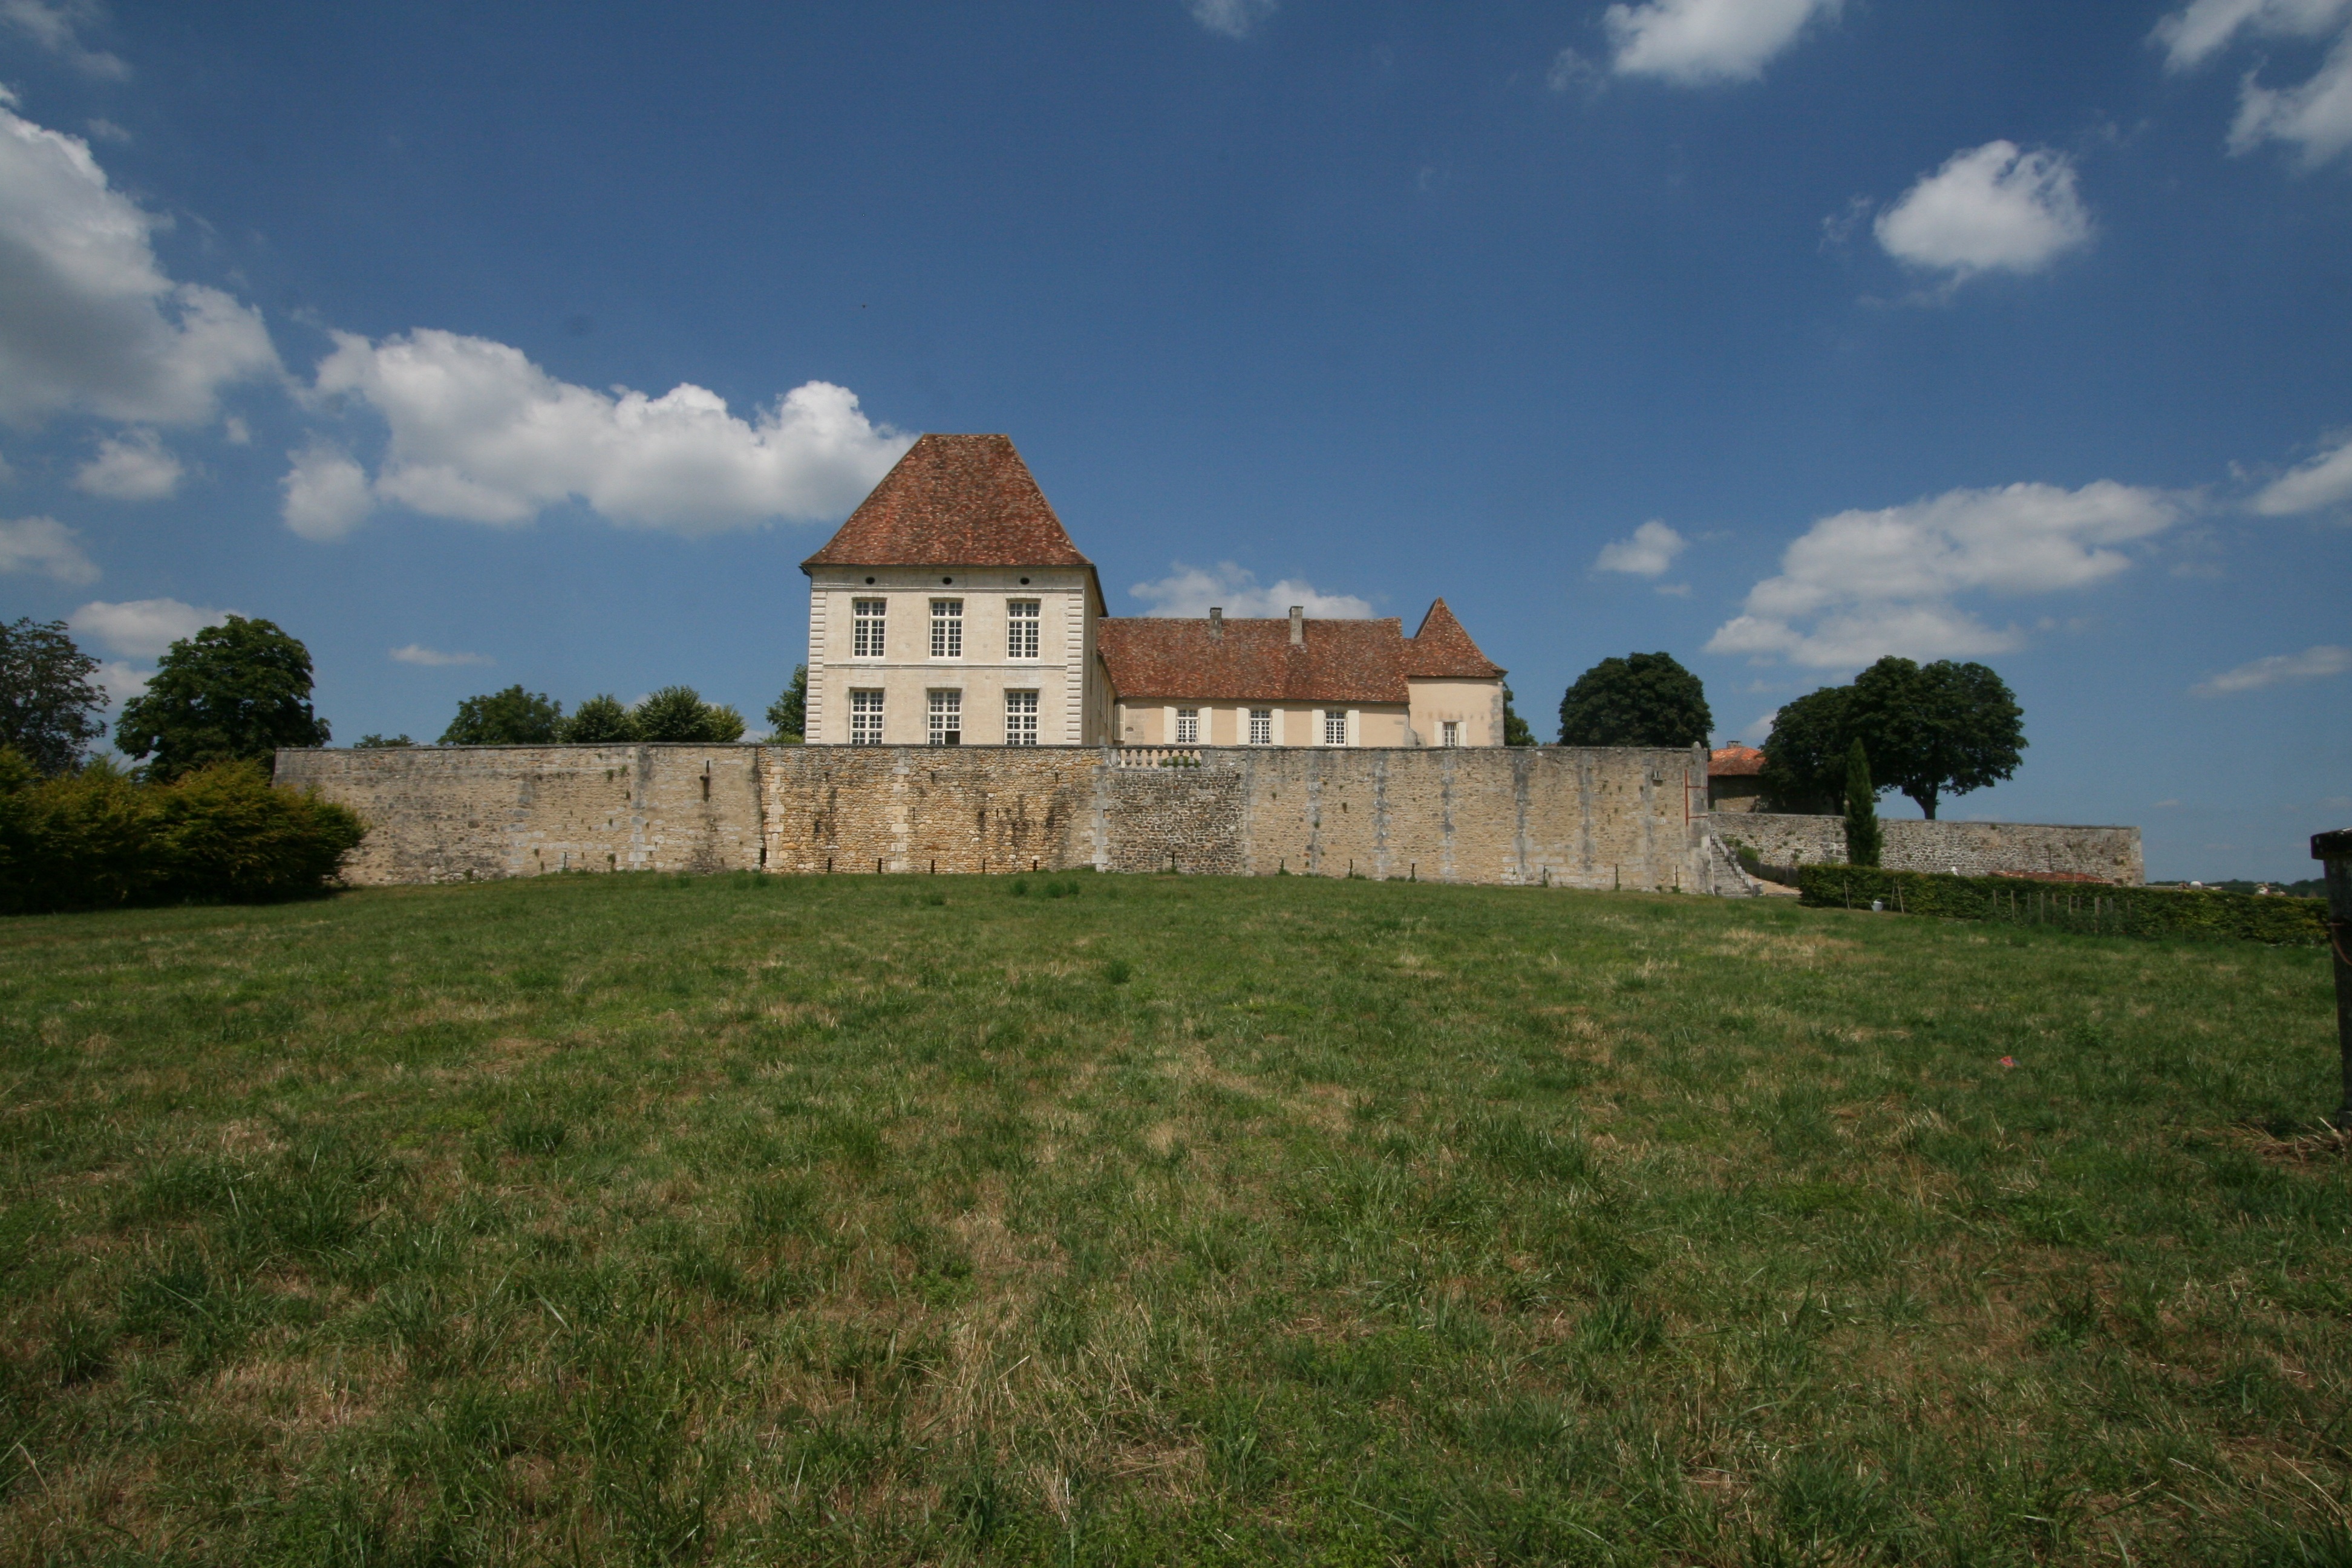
[1797,863,2327,946]
[0,752,366,915]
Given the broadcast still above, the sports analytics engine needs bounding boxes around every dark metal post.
[2315,830,2352,1129]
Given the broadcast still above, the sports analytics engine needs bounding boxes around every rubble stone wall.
[1718,812,2144,884]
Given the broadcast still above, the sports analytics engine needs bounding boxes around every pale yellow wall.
[1114,702,1410,746]
[1407,678,1506,747]
[804,566,1105,746]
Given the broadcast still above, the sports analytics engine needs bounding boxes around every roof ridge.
[801,434,1093,570]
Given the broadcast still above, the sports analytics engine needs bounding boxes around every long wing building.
[800,434,1506,749]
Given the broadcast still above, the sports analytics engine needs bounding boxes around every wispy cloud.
[2191,644,2352,696]
[2154,0,2352,165]
[72,427,182,500]
[0,515,98,583]
[1602,0,1841,85]
[390,644,492,668]
[2252,429,2352,515]
[1187,0,1275,39]
[0,0,128,79]
[1128,561,1372,618]
[69,596,232,659]
[1595,519,1687,576]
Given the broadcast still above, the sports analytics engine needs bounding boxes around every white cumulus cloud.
[71,426,180,500]
[0,514,97,582]
[1595,518,1687,576]
[69,596,232,659]
[1189,0,1275,39]
[2192,644,2352,695]
[1,1,128,79]
[2253,430,2352,514]
[390,644,491,668]
[279,440,374,540]
[1706,480,2180,668]
[2155,0,2352,163]
[1603,0,1841,84]
[1128,561,1373,619]
[298,330,912,536]
[0,99,279,426]
[1873,142,2092,283]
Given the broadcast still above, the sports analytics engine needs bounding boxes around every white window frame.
[1174,708,1200,744]
[1440,720,1460,748]
[1322,710,1348,747]
[849,689,884,746]
[929,599,963,659]
[1249,708,1272,745]
[1007,599,1040,660]
[1005,690,1039,746]
[852,598,886,659]
[927,689,962,746]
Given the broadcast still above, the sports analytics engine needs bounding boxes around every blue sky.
[0,0,2346,878]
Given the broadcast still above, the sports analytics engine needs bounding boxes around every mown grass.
[1,870,2347,1566]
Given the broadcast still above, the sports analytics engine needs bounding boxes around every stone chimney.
[1208,606,1223,640]
[1289,605,1304,646]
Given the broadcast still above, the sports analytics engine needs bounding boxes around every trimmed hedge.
[0,754,367,915]
[1796,864,2328,946]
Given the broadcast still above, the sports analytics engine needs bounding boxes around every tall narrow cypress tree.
[1843,737,1883,869]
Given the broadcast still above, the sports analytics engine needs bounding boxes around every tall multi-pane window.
[1005,690,1039,746]
[927,690,962,746]
[1175,708,1200,744]
[1322,711,1348,746]
[1249,708,1272,745]
[850,690,884,745]
[1007,600,1040,659]
[852,599,886,658]
[1441,720,1460,748]
[930,599,962,658]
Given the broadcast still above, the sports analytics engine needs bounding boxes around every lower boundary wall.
[273,745,2141,890]
[1720,812,2143,884]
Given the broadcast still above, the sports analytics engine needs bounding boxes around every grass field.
[2,871,2348,1566]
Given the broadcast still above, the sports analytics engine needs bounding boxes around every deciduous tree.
[440,687,563,746]
[634,686,745,743]
[1844,657,2025,820]
[1758,685,1852,814]
[1558,652,1711,748]
[116,616,329,781]
[1501,685,1535,747]
[765,665,807,742]
[561,694,638,743]
[0,618,107,776]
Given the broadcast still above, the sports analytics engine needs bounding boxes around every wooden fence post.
[2314,831,2352,1129]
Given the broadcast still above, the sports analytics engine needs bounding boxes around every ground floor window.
[1005,690,1038,745]
[850,690,883,745]
[1249,708,1272,745]
[1441,720,1460,748]
[1175,707,1199,744]
[928,690,962,746]
[1322,710,1347,746]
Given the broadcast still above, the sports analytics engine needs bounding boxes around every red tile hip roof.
[1710,745,1766,777]
[802,433,1093,570]
[1100,603,1503,705]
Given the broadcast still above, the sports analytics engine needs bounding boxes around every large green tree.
[1500,685,1535,747]
[1759,658,2026,819]
[440,687,563,746]
[116,616,329,781]
[765,665,808,742]
[561,694,638,743]
[1558,652,1711,748]
[0,618,108,776]
[635,686,745,743]
[1844,657,2025,820]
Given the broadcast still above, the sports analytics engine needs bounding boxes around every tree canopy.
[1558,652,1711,748]
[1760,657,2025,819]
[116,616,329,781]
[561,694,638,743]
[1500,685,1535,747]
[765,666,808,742]
[635,686,745,743]
[440,687,563,746]
[0,618,108,776]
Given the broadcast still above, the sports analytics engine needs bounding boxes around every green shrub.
[0,753,365,915]
[1796,864,2326,946]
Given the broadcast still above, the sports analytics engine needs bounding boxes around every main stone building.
[799,434,1508,750]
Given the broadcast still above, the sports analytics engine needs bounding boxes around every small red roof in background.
[802,434,1093,570]
[1403,598,1504,681]
[1710,744,1766,777]
[1099,600,1504,705]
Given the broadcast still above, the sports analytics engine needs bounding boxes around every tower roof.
[801,434,1093,571]
[1402,598,1504,680]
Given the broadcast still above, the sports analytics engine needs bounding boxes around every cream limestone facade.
[1407,679,1507,750]
[803,565,1111,747]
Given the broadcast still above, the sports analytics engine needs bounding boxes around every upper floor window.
[1174,708,1200,744]
[850,689,884,745]
[928,689,962,746]
[1005,690,1039,746]
[930,599,962,659]
[1441,720,1460,748]
[1249,708,1272,745]
[852,599,886,659]
[1322,710,1348,747]
[1007,599,1040,659]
